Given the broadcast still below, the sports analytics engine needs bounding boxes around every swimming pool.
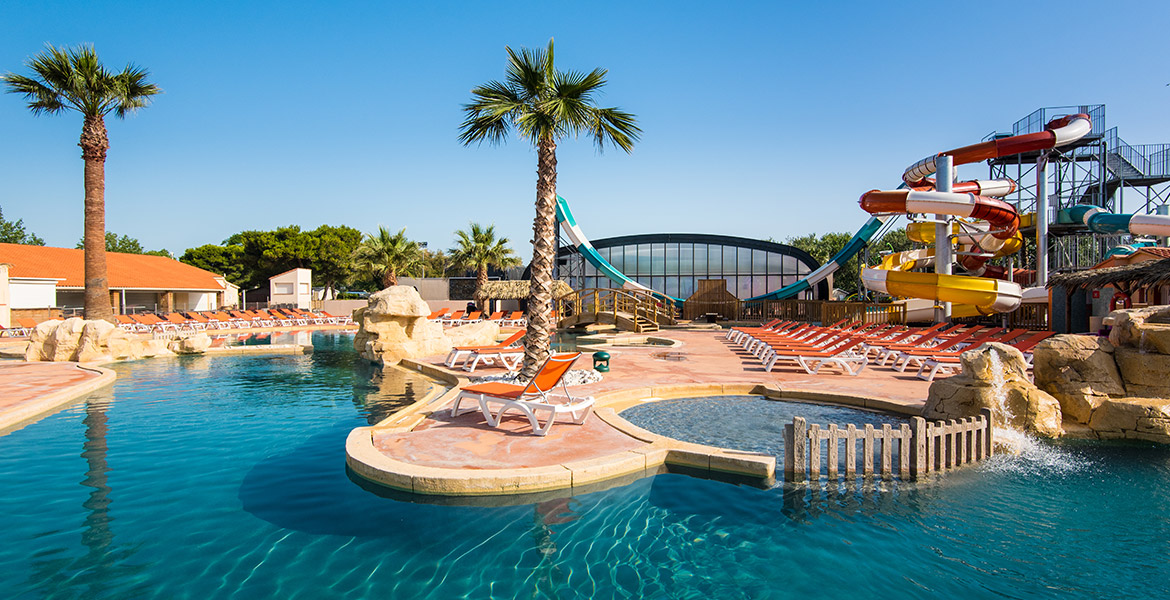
[2,333,1168,598]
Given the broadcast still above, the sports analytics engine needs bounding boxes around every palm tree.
[3,44,159,321]
[353,226,423,289]
[449,223,521,312]
[458,38,639,377]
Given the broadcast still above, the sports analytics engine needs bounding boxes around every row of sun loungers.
[727,319,1054,380]
[428,309,528,328]
[0,317,40,337]
[113,308,353,334]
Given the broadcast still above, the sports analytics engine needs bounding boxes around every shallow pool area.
[2,333,1169,598]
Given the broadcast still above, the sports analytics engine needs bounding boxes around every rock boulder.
[1032,334,1125,424]
[1107,305,1170,353]
[353,286,499,365]
[23,318,176,362]
[169,333,213,354]
[925,343,1063,437]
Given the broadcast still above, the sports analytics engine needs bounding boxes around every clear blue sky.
[2,0,1168,258]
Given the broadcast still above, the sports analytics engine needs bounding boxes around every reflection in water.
[27,395,148,597]
[353,364,429,425]
[532,497,580,598]
[271,330,312,346]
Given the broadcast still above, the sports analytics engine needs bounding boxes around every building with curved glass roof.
[557,233,827,300]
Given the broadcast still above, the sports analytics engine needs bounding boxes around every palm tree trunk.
[521,137,558,378]
[475,265,489,312]
[80,115,113,321]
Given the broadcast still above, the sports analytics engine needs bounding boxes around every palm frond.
[4,43,159,119]
[590,107,641,153]
[1,73,66,114]
[505,44,547,101]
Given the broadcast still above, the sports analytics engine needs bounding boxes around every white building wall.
[270,268,312,309]
[9,279,58,310]
[182,292,217,311]
[0,264,9,328]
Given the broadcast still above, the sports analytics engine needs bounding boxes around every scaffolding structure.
[985,104,1170,273]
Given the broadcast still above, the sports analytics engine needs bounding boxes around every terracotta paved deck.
[352,329,938,494]
[0,361,115,432]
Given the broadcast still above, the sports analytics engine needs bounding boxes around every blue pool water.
[2,334,1169,598]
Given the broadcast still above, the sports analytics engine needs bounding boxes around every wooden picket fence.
[783,409,993,482]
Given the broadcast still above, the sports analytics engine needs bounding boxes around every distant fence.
[726,299,906,325]
[783,409,993,482]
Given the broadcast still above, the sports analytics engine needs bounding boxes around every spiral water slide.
[859,114,1093,316]
[556,195,890,305]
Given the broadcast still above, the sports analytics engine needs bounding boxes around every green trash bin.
[593,350,611,372]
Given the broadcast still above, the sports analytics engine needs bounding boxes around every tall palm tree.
[458,38,639,377]
[3,44,160,321]
[449,223,521,311]
[353,226,423,289]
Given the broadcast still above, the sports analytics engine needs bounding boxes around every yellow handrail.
[556,287,678,331]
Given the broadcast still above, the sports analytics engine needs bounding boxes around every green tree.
[353,226,423,288]
[76,231,173,256]
[787,231,860,295]
[0,207,45,245]
[225,226,318,289]
[419,248,450,279]
[307,224,363,297]
[459,38,640,376]
[3,44,160,320]
[77,231,143,253]
[180,243,246,283]
[449,223,521,311]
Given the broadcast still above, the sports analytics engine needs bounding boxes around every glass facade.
[559,234,824,300]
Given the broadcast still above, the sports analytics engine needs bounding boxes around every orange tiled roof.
[0,243,225,291]
[1139,247,1170,259]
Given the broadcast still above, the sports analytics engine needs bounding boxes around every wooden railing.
[1009,303,1049,330]
[733,300,906,325]
[783,409,993,482]
[556,288,679,330]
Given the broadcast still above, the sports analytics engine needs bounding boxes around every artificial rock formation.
[169,332,213,355]
[1026,306,1170,443]
[1032,335,1124,424]
[352,286,499,365]
[925,342,1063,438]
[25,317,176,362]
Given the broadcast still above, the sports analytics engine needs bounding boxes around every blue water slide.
[555,195,891,304]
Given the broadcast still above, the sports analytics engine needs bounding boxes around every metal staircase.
[986,105,1170,273]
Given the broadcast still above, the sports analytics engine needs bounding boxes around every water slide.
[556,195,684,304]
[556,195,890,305]
[859,113,1093,316]
[1067,204,1170,238]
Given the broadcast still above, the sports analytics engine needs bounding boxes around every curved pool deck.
[347,329,933,498]
[0,361,116,434]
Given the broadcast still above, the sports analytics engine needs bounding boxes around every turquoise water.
[2,334,1169,598]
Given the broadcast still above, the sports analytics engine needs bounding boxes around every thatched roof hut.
[1047,258,1170,293]
[480,279,573,300]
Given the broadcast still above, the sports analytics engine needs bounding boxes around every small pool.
[2,334,1169,598]
[622,395,908,460]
